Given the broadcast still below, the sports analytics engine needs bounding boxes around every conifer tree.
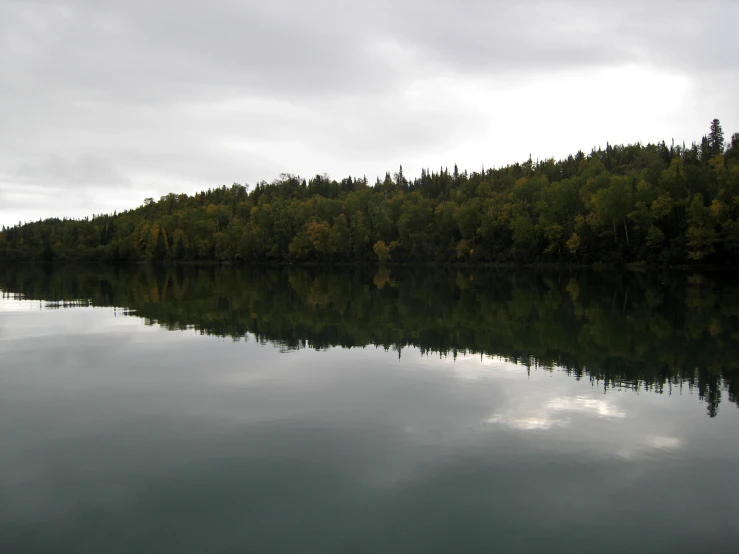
[709,118,725,157]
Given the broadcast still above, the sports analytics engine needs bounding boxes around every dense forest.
[2,120,739,265]
[1,264,737,417]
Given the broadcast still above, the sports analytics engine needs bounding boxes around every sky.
[1,0,738,227]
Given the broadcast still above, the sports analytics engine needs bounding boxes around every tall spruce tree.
[709,118,725,157]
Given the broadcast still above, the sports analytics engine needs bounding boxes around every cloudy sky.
[1,0,738,227]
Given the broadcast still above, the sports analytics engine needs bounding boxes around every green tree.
[709,118,725,157]
[686,195,717,260]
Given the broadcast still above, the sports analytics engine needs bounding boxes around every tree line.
[1,264,737,417]
[1,119,738,265]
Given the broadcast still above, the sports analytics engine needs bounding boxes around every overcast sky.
[1,0,738,227]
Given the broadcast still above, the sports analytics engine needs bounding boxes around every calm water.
[1,265,738,553]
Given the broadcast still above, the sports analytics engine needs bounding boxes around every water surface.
[1,265,738,553]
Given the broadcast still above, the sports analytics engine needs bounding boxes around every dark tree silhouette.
[709,118,725,157]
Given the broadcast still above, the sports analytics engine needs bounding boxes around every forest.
[1,264,736,417]
[1,119,738,265]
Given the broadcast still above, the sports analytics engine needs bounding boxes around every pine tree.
[708,118,724,157]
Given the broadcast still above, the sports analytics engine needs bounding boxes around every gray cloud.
[386,1,739,73]
[14,156,131,189]
[5,1,728,108]
[1,0,738,225]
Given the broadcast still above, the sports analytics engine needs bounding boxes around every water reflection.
[0,263,737,417]
[2,266,739,553]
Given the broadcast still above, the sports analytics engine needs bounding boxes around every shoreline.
[1,259,737,273]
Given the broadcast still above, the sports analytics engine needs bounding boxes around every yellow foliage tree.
[566,232,580,255]
[373,240,391,263]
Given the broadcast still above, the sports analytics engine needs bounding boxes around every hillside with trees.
[2,119,738,265]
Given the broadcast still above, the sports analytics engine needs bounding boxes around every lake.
[1,264,738,553]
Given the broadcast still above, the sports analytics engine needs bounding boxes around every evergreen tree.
[709,118,725,157]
